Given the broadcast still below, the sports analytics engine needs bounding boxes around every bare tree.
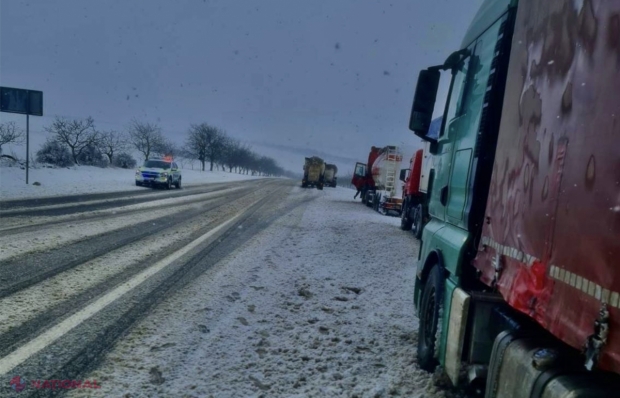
[221,139,249,173]
[185,123,228,171]
[185,124,208,171]
[45,116,98,165]
[128,120,164,161]
[204,127,228,171]
[98,130,127,164]
[0,122,24,159]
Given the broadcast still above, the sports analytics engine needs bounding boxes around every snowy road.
[0,182,443,397]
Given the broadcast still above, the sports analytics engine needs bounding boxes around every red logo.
[9,376,26,393]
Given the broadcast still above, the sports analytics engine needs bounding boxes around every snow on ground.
[0,163,261,200]
[68,186,451,398]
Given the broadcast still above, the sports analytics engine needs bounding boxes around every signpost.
[0,87,44,184]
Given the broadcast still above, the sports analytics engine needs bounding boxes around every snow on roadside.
[69,186,447,397]
[0,164,262,200]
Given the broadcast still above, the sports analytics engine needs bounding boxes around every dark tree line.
[16,116,291,177]
[183,122,288,176]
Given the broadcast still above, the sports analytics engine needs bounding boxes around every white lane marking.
[0,211,244,376]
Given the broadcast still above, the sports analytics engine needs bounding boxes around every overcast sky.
[1,0,482,173]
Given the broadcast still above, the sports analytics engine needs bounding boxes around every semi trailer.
[409,1,620,397]
[352,146,404,215]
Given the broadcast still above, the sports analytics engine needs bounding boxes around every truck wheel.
[317,184,324,190]
[400,202,413,231]
[417,265,444,372]
[412,204,424,240]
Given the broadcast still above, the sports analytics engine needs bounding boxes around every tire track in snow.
[0,185,264,298]
[0,185,248,236]
[0,180,263,218]
[0,182,301,397]
[0,179,263,210]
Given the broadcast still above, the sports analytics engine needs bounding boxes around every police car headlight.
[135,170,141,175]
[160,172,168,177]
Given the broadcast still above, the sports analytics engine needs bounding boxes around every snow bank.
[0,163,262,200]
[68,186,451,397]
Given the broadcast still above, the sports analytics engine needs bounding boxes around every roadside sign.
[0,86,44,184]
[0,86,43,116]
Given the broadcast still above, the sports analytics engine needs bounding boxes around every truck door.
[352,162,366,189]
[442,14,509,229]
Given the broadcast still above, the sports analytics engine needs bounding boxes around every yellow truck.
[301,156,325,190]
[324,163,338,188]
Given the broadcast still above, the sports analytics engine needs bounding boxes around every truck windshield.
[143,160,171,169]
[442,57,469,137]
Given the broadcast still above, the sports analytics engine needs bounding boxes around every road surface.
[0,181,439,397]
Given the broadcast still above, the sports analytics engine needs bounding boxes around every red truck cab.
[400,148,430,238]
[351,147,381,204]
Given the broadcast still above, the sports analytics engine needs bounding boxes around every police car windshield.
[143,160,171,169]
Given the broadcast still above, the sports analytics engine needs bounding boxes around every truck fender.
[417,249,445,284]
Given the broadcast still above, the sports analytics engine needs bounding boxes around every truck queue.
[311,1,620,397]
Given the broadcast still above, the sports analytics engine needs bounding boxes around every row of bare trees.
[0,117,293,177]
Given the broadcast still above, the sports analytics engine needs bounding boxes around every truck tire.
[317,183,324,190]
[412,204,424,240]
[417,264,444,372]
[400,201,413,231]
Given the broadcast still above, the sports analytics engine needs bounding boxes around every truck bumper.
[380,199,403,211]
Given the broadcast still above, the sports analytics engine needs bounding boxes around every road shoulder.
[69,187,434,397]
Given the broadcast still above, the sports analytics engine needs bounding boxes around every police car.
[135,157,182,189]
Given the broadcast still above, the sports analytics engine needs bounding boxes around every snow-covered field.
[0,163,262,200]
[68,186,448,398]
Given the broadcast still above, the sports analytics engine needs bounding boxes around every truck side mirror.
[399,168,408,182]
[409,69,440,143]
